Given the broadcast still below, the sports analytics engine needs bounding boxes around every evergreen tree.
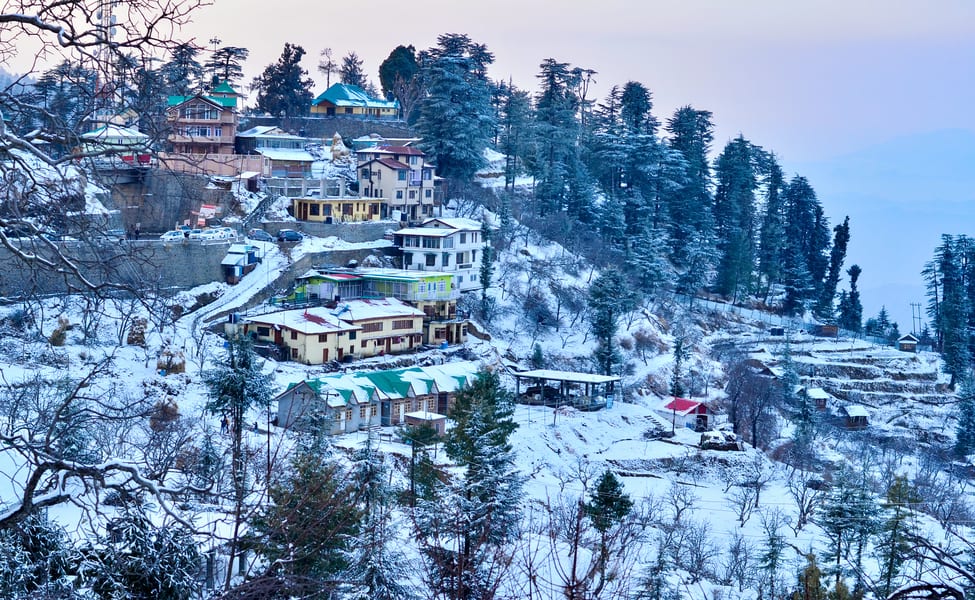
[588,269,638,375]
[379,45,419,97]
[249,446,362,584]
[815,216,851,320]
[816,470,880,592]
[160,43,204,96]
[955,379,975,458]
[203,46,250,88]
[926,235,972,385]
[837,265,863,333]
[339,50,367,88]
[202,334,273,590]
[89,511,201,600]
[875,475,920,598]
[251,43,315,118]
[0,513,72,599]
[757,156,787,301]
[585,470,634,589]
[344,441,416,600]
[496,81,532,191]
[664,106,715,274]
[415,369,524,600]
[531,58,584,218]
[416,34,495,181]
[782,176,830,312]
[712,135,760,302]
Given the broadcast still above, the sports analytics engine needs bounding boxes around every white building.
[394,217,487,293]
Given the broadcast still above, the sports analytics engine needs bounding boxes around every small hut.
[841,405,869,429]
[897,334,919,353]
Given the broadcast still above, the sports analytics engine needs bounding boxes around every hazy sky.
[182,0,975,163]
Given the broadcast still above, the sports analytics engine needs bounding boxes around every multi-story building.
[165,81,240,155]
[357,146,436,222]
[394,217,487,293]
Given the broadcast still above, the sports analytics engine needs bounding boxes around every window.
[182,104,218,120]
[408,190,416,199]
[362,340,368,348]
[346,409,352,421]
[398,170,407,181]
[422,238,439,249]
[290,331,298,340]
[422,169,432,180]
[396,190,403,199]
[256,326,270,337]
[409,156,418,165]
[404,253,413,266]
[360,405,367,418]
[472,250,477,262]
[442,252,450,266]
[349,331,357,340]
[361,322,383,333]
[310,204,320,216]
[318,334,327,342]
[361,168,370,178]
[392,319,413,330]
[425,254,437,267]
[345,107,353,114]
[460,233,467,244]
[425,189,432,198]
[291,348,298,358]
[456,252,464,264]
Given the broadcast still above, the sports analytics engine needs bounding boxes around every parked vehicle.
[277,229,303,242]
[219,227,236,239]
[247,229,274,242]
[198,229,224,242]
[160,230,184,242]
[186,229,204,239]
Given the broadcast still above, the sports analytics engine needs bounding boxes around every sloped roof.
[244,306,362,335]
[81,124,149,141]
[254,148,316,162]
[278,361,481,407]
[369,145,425,156]
[167,93,237,109]
[210,81,239,95]
[421,217,482,231]
[312,83,399,110]
[333,297,425,322]
[663,398,705,414]
[361,157,410,171]
[237,125,289,137]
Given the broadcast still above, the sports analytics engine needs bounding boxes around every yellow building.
[292,196,383,223]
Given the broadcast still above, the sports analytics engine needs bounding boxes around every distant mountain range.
[791,128,975,332]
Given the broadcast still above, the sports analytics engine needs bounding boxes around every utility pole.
[911,302,923,336]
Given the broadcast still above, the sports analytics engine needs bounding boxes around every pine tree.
[837,265,863,333]
[757,156,787,302]
[89,511,201,600]
[416,34,495,181]
[712,136,760,302]
[344,441,417,600]
[203,334,273,590]
[926,236,972,385]
[585,470,634,589]
[160,43,204,96]
[204,46,250,88]
[531,58,583,217]
[339,51,367,88]
[875,475,920,598]
[815,216,851,321]
[248,447,362,584]
[415,369,524,600]
[251,43,315,118]
[816,470,880,592]
[588,269,638,375]
[664,106,715,274]
[955,379,975,458]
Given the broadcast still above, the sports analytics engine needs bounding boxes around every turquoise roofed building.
[310,83,400,119]
[274,360,481,432]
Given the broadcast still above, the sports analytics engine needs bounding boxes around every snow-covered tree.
[414,369,524,600]
[251,43,315,118]
[416,34,495,181]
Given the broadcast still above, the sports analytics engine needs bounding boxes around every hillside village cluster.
[79,78,934,440]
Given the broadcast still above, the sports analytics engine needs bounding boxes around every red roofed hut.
[658,398,710,432]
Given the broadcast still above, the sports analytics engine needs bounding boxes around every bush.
[48,317,70,347]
